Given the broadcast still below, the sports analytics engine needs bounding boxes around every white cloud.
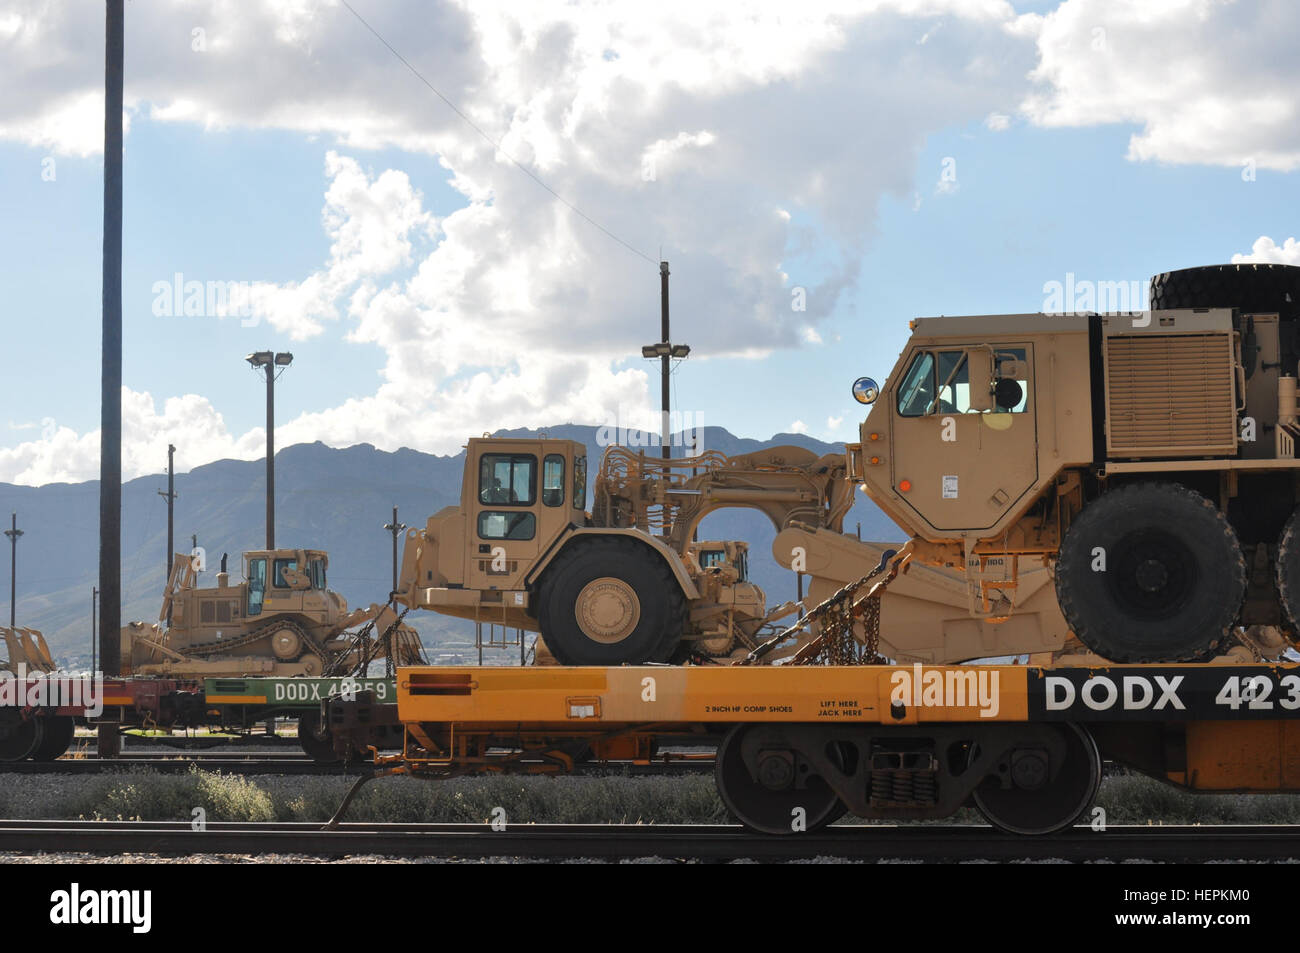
[1020,0,1300,170]
[0,0,1154,483]
[0,388,261,486]
[1233,236,1300,266]
[789,419,808,434]
[985,111,1010,131]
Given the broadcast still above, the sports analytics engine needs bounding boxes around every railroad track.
[0,755,715,777]
[0,820,1296,861]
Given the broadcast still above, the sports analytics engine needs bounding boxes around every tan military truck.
[849,262,1300,663]
[122,548,422,677]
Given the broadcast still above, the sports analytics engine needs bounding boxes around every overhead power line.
[340,0,656,266]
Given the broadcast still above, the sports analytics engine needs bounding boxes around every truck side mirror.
[967,349,994,412]
[852,377,879,405]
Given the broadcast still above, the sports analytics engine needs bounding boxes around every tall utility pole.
[91,587,98,672]
[641,261,690,461]
[158,444,177,623]
[98,0,125,758]
[99,0,124,689]
[245,351,293,549]
[383,506,407,598]
[4,514,22,629]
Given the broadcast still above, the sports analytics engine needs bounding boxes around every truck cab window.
[900,352,966,416]
[992,347,1029,413]
[897,352,937,417]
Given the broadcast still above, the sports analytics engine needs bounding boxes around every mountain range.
[0,425,902,662]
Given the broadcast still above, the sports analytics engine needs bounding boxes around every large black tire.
[538,538,684,665]
[1055,482,1246,662]
[1149,263,1300,317]
[1274,508,1300,632]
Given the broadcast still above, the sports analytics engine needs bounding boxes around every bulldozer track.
[167,617,329,669]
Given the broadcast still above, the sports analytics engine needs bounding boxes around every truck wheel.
[1149,263,1300,317]
[1055,482,1245,662]
[1273,508,1300,633]
[538,539,684,665]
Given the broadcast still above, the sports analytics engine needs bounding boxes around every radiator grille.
[1105,332,1238,457]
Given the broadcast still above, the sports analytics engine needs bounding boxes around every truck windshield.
[897,352,937,417]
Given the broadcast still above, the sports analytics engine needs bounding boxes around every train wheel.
[1274,507,1300,632]
[297,710,340,764]
[0,709,43,762]
[29,716,76,761]
[969,724,1101,835]
[715,725,846,835]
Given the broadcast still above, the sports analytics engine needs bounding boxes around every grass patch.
[5,769,1300,825]
[279,773,729,825]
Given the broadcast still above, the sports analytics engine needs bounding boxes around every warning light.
[869,456,881,465]
[869,433,881,441]
[898,479,912,492]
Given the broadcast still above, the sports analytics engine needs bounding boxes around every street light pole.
[246,351,293,549]
[158,444,177,623]
[4,514,22,629]
[383,506,407,598]
[640,262,690,462]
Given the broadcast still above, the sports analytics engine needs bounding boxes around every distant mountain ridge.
[0,425,902,660]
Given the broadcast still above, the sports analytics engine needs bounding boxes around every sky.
[1,0,1298,486]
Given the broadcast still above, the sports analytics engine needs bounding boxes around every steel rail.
[0,821,1296,861]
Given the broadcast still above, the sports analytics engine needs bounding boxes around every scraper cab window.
[308,559,326,589]
[542,455,565,507]
[479,454,537,506]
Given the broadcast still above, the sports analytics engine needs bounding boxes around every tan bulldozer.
[121,549,423,677]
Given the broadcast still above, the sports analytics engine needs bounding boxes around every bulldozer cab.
[462,437,588,591]
[864,318,1043,537]
[241,549,328,619]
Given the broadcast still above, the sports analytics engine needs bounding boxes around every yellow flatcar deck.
[396,662,1300,727]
